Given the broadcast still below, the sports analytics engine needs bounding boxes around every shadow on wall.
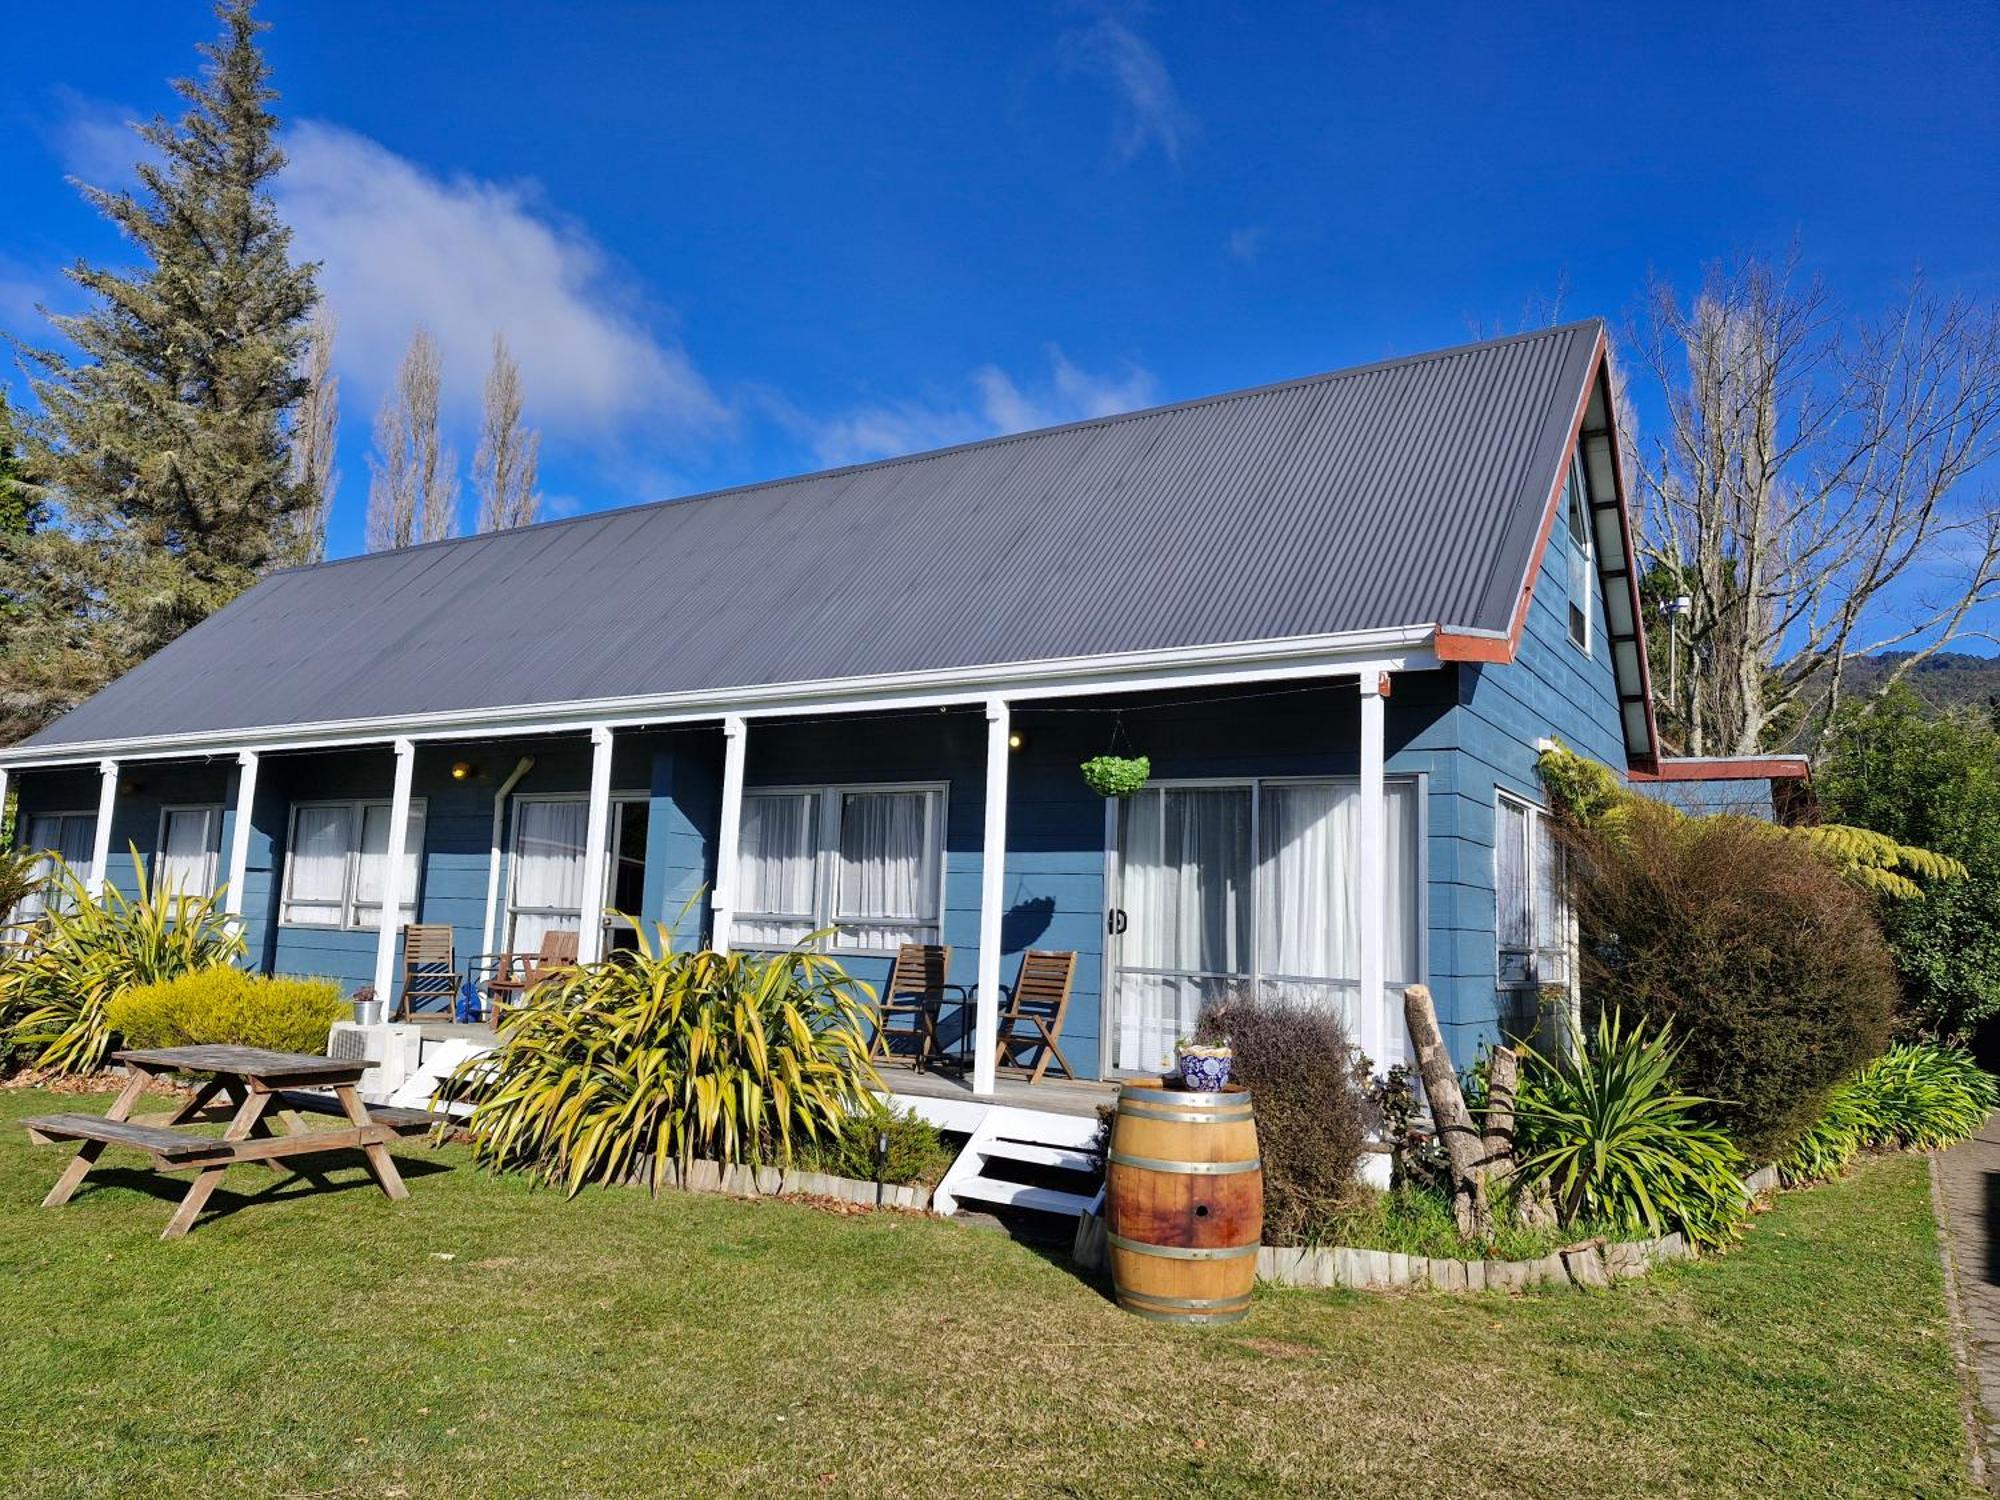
[1002,895,1056,952]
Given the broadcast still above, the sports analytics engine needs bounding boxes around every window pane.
[834,791,938,949]
[1161,787,1252,978]
[286,805,351,926]
[512,800,587,919]
[354,803,425,925]
[158,809,215,897]
[1257,782,1350,984]
[608,800,649,929]
[739,793,818,937]
[1533,813,1567,982]
[1496,797,1531,983]
[1384,782,1420,984]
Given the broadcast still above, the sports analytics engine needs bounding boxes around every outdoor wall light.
[1008,730,1026,751]
[450,761,477,782]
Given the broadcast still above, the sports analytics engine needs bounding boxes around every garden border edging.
[636,1157,933,1211]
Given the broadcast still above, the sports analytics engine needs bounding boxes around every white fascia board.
[0,624,1439,769]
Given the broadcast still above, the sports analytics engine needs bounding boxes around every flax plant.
[1,848,244,1074]
[442,922,882,1195]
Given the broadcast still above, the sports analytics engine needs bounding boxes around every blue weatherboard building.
[1,321,1801,1097]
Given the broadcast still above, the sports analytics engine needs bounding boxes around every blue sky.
[2,1,1995,571]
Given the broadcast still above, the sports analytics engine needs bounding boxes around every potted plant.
[1175,1035,1233,1091]
[1081,754,1151,798]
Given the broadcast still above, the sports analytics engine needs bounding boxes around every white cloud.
[802,346,1159,467]
[1225,225,1266,263]
[44,88,152,192]
[1060,7,1196,167]
[276,122,725,442]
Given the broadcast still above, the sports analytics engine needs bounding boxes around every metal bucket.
[351,997,385,1027]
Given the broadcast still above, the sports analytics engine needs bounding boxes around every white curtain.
[18,813,97,919]
[737,793,818,947]
[157,809,216,898]
[284,805,351,927]
[1532,810,1566,983]
[355,803,425,927]
[1495,796,1530,982]
[510,799,586,951]
[834,790,938,950]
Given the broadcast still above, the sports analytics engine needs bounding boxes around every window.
[280,800,426,929]
[1496,792,1566,988]
[155,806,223,898]
[1565,458,1592,651]
[504,794,649,952]
[735,785,945,954]
[16,811,97,919]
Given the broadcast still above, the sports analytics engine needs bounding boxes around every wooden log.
[1480,1046,1519,1193]
[1402,984,1490,1237]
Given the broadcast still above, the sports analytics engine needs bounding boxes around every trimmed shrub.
[1566,800,1896,1160]
[1196,988,1368,1244]
[1514,1010,1750,1249]
[443,926,880,1193]
[109,968,346,1055]
[790,1103,953,1187]
[1,852,245,1074]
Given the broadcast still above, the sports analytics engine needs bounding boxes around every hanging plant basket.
[1081,754,1151,799]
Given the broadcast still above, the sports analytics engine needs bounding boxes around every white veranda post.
[371,738,417,1003]
[91,759,119,896]
[1357,674,1388,1073]
[577,727,616,964]
[711,716,747,954]
[224,750,260,921]
[973,697,1011,1096]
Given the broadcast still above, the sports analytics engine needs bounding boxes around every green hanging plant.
[1082,754,1151,798]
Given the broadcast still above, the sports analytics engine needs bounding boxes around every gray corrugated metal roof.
[23,320,1604,749]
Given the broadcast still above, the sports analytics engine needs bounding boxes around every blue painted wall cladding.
[1445,459,1629,1059]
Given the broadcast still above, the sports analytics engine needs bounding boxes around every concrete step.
[979,1139,1098,1173]
[948,1175,1098,1217]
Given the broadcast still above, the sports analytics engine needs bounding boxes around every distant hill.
[1839,652,2000,714]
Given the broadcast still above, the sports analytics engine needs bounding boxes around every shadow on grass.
[59,1149,454,1227]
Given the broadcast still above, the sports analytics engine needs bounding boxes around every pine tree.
[474,333,541,533]
[0,0,316,739]
[366,328,458,551]
[0,393,37,541]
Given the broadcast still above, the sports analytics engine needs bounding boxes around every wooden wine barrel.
[1104,1077,1263,1324]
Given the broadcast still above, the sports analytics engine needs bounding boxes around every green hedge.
[108,968,347,1055]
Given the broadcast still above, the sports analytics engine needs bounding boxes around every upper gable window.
[1564,459,1591,652]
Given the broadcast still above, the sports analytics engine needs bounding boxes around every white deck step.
[978,1139,1098,1173]
[947,1176,1098,1217]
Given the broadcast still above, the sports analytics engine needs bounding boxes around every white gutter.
[0,625,1438,771]
[479,756,535,966]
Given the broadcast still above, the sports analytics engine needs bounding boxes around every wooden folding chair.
[394,924,458,1020]
[993,950,1079,1084]
[483,928,582,1018]
[868,944,961,1070]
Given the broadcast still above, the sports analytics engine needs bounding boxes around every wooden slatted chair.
[484,929,582,1018]
[993,950,1079,1084]
[868,944,962,1071]
[394,924,458,1020]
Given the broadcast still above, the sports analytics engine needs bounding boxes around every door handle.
[1107,908,1128,935]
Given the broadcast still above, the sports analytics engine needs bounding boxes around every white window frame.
[279,797,429,931]
[736,781,949,956]
[1565,458,1593,654]
[154,804,224,898]
[15,809,98,918]
[1495,789,1568,990]
[503,790,649,950]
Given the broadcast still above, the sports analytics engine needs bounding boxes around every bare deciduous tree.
[1635,254,2000,754]
[282,306,339,566]
[474,333,541,533]
[366,328,458,552]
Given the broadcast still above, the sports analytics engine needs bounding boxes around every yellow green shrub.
[108,967,346,1055]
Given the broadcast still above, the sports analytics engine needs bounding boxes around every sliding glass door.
[1108,778,1421,1074]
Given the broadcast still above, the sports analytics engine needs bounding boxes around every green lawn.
[0,1086,1974,1499]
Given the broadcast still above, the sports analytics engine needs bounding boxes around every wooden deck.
[875,1065,1117,1119]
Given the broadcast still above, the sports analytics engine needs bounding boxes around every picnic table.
[22,1045,435,1240]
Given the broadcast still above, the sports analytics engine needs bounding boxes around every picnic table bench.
[22,1044,430,1239]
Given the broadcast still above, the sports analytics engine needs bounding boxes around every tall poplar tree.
[0,0,316,740]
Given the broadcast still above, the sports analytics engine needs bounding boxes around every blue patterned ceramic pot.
[1178,1050,1233,1091]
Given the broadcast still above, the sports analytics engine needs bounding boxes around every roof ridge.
[274,319,1606,579]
